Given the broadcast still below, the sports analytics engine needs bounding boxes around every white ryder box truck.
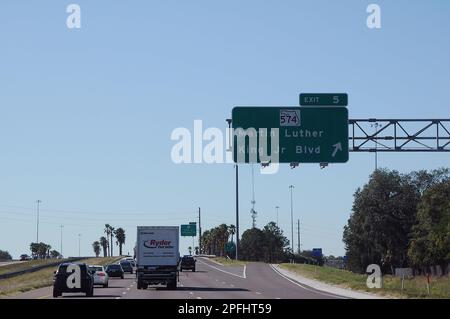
[136,226,180,289]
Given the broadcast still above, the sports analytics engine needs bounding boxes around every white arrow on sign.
[332,142,342,157]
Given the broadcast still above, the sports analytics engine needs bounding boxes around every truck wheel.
[192,268,195,272]
[180,268,183,272]
[143,284,148,289]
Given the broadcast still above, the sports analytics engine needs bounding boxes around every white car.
[89,265,109,288]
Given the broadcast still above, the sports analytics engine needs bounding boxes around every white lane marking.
[275,297,281,299]
[115,297,121,300]
[243,265,247,278]
[122,292,127,295]
[221,282,226,284]
[189,292,194,295]
[268,264,346,299]
[197,258,246,279]
[196,296,202,299]
[230,284,235,287]
[126,288,130,291]
[256,292,262,295]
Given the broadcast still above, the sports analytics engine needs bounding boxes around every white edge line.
[243,265,247,279]
[269,264,347,299]
[197,258,246,279]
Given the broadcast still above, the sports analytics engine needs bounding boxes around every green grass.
[0,259,73,275]
[280,263,450,299]
[0,257,119,297]
[210,257,248,266]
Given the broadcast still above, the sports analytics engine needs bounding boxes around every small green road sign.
[300,93,348,106]
[181,224,196,236]
[232,106,349,163]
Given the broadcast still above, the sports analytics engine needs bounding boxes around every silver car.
[89,265,109,288]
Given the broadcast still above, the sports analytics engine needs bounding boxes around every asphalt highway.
[6,258,346,299]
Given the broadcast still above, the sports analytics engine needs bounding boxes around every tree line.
[343,168,449,275]
[201,222,290,263]
[92,224,126,257]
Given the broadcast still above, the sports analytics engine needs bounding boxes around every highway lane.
[5,258,346,299]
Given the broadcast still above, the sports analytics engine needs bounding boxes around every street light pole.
[235,164,240,260]
[289,185,295,253]
[36,200,42,243]
[227,118,240,261]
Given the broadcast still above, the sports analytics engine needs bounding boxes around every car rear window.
[108,265,121,269]
[90,266,103,272]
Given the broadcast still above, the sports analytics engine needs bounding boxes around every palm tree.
[109,226,115,257]
[114,228,126,256]
[104,224,111,257]
[92,241,101,257]
[99,236,108,257]
[229,224,236,243]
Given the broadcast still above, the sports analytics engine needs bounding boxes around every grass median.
[279,263,450,299]
[0,257,120,297]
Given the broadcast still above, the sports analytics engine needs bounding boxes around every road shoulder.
[270,264,390,299]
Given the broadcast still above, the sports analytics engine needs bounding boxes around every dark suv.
[180,255,196,272]
[53,263,94,298]
[120,260,133,274]
[106,264,125,278]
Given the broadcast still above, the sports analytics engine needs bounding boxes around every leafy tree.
[240,228,265,261]
[343,169,421,273]
[50,250,61,258]
[343,168,449,273]
[0,250,12,261]
[114,228,126,256]
[92,241,101,258]
[408,179,450,273]
[261,222,289,262]
[30,242,52,259]
[99,236,109,257]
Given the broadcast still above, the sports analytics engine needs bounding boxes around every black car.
[120,261,133,274]
[53,263,94,298]
[180,255,196,272]
[106,264,125,278]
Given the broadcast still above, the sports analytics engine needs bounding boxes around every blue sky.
[0,1,449,258]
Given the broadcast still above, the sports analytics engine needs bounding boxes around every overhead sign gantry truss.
[349,119,450,152]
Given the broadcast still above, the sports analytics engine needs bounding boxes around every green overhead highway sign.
[232,106,349,164]
[181,224,196,237]
[300,93,348,106]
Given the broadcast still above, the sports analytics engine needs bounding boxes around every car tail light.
[98,272,105,276]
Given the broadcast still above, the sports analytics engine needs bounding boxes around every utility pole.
[198,207,202,254]
[251,164,257,228]
[275,206,280,226]
[289,185,295,253]
[227,118,239,261]
[36,200,42,243]
[297,219,301,254]
[60,225,64,257]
